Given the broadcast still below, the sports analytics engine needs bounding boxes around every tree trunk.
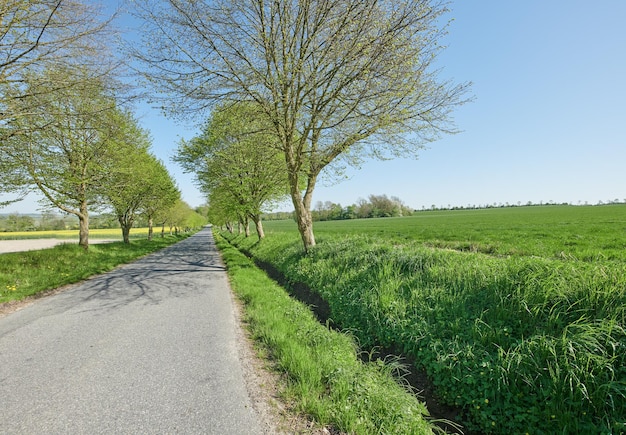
[252,215,264,239]
[118,214,133,244]
[78,202,89,250]
[147,217,154,241]
[244,217,250,237]
[121,225,131,244]
[289,174,316,253]
[292,198,315,252]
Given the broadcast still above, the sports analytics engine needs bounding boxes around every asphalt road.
[0,228,265,434]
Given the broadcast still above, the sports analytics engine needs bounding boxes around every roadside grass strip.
[214,232,435,434]
[0,234,191,304]
[223,229,626,435]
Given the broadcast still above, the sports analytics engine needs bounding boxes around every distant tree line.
[417,199,626,212]
[262,194,413,222]
[312,195,413,221]
[0,204,208,235]
[261,197,626,222]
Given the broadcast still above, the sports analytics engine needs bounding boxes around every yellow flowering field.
[0,227,152,240]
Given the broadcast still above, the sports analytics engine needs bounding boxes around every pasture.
[265,204,626,261]
[225,204,626,434]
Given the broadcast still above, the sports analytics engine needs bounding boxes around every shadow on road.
[70,229,227,313]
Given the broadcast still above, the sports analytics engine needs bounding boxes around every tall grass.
[215,232,435,434]
[223,206,626,434]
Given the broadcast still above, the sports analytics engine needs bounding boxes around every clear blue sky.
[2,0,625,214]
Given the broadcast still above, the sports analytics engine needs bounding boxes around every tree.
[162,200,197,235]
[206,191,240,233]
[132,0,470,251]
[3,65,125,249]
[3,213,35,232]
[141,160,180,241]
[356,198,374,219]
[174,102,288,239]
[100,111,180,243]
[0,0,116,204]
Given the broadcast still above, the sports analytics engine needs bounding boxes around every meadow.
[222,205,626,434]
[265,204,626,261]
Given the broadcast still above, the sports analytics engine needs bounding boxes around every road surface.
[0,228,267,434]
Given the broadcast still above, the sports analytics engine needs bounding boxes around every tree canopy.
[3,64,127,248]
[101,111,180,243]
[132,0,470,251]
[0,0,116,205]
[174,102,288,238]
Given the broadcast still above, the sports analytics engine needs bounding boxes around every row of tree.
[174,102,288,239]
[0,1,183,248]
[0,202,207,236]
[132,0,468,252]
[1,1,468,252]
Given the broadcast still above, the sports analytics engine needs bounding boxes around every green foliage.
[3,63,130,247]
[0,214,36,232]
[0,234,191,303]
[312,194,413,222]
[223,205,626,434]
[160,200,207,234]
[214,232,434,434]
[174,101,288,232]
[135,0,469,251]
[101,113,180,243]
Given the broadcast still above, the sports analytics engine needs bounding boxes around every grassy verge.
[0,234,192,304]
[223,229,626,434]
[214,231,436,434]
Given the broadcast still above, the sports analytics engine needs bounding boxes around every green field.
[223,205,626,434]
[264,204,626,261]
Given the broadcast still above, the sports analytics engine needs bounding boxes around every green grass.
[214,232,435,434]
[222,205,626,434]
[0,234,192,303]
[266,204,626,261]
